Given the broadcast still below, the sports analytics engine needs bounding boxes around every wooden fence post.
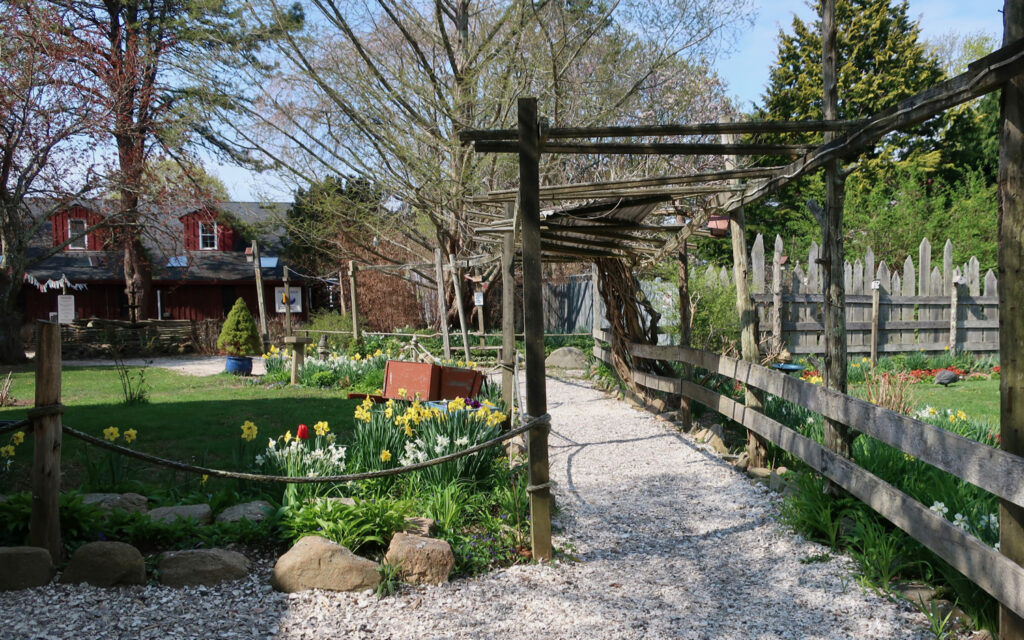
[252,241,269,352]
[772,235,784,354]
[434,249,452,361]
[998,0,1024,636]
[30,321,62,562]
[519,96,552,562]
[450,253,471,363]
[677,237,692,431]
[949,278,960,353]
[501,203,516,413]
[348,261,360,343]
[282,266,292,336]
[870,280,881,365]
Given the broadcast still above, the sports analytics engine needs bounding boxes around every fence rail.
[593,335,1024,619]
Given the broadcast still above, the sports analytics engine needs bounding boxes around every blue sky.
[213,0,1006,202]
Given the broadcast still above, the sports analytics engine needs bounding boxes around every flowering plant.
[256,422,345,506]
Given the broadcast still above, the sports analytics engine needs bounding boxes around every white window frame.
[68,219,88,250]
[198,221,218,250]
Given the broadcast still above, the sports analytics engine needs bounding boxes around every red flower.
[296,423,309,440]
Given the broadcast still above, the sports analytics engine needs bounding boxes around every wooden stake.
[348,261,360,343]
[772,236,784,354]
[591,263,601,339]
[252,241,269,352]
[435,249,451,361]
[999,1,1024,635]
[501,202,516,413]
[450,253,471,363]
[821,0,853,459]
[338,270,347,315]
[519,97,552,562]
[283,266,292,336]
[30,321,62,562]
[949,279,959,353]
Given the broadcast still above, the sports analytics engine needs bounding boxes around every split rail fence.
[742,235,998,356]
[592,331,1024,620]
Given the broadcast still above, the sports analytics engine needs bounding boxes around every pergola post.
[449,253,471,362]
[251,240,269,352]
[820,0,853,458]
[348,261,360,343]
[725,134,767,465]
[501,202,516,413]
[676,236,692,431]
[519,97,552,562]
[998,1,1024,636]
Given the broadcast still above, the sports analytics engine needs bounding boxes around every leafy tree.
[0,0,107,362]
[49,0,301,319]
[739,0,944,264]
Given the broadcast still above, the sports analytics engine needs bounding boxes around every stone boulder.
[147,504,212,524]
[216,500,274,524]
[81,492,148,514]
[60,541,145,587]
[544,346,587,369]
[159,549,250,587]
[271,536,380,593]
[403,517,436,538]
[385,533,454,585]
[0,547,53,590]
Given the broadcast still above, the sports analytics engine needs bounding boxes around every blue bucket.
[225,356,253,376]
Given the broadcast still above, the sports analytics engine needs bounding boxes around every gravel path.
[59,355,267,377]
[2,375,929,640]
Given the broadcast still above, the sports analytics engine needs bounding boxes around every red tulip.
[296,423,309,440]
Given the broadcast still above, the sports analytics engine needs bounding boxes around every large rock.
[159,549,250,587]
[216,500,274,524]
[271,536,380,593]
[147,504,212,524]
[0,547,53,590]
[81,492,148,514]
[60,541,145,587]
[385,533,454,585]
[545,346,587,369]
[404,517,436,537]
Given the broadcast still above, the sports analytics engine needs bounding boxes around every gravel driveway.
[59,355,267,377]
[1,375,928,640]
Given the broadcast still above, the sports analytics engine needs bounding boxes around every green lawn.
[852,376,1001,426]
[0,365,358,491]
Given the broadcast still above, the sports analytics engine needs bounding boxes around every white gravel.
[59,355,267,377]
[0,375,930,639]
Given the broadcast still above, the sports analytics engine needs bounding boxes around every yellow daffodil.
[0,444,14,457]
[240,420,258,442]
[403,424,413,437]
[373,349,382,357]
[397,387,407,398]
[283,430,293,444]
[11,431,24,446]
[103,426,120,442]
[201,474,209,485]
[380,449,392,462]
[457,360,464,367]
[448,397,467,412]
[353,353,362,361]
[123,428,137,444]
[949,414,957,423]
[313,421,330,437]
[928,407,938,416]
[956,410,967,421]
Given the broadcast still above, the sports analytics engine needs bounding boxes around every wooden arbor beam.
[473,141,814,156]
[459,119,865,142]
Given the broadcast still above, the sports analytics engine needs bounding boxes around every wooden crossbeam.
[458,119,864,142]
[467,184,744,203]
[473,141,814,156]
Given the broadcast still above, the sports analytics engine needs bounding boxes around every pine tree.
[217,298,262,356]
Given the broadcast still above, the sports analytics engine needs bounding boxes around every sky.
[211,0,1006,203]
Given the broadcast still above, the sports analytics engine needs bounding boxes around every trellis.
[458,1,1024,636]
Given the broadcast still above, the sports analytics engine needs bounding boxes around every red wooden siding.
[51,205,109,250]
[181,209,239,252]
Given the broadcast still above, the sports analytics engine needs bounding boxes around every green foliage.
[845,511,925,592]
[306,310,364,353]
[376,560,403,599]
[217,298,262,356]
[0,492,102,554]
[115,359,150,406]
[778,472,851,549]
[280,497,412,557]
[688,268,740,355]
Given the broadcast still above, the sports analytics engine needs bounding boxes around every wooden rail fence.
[593,333,1024,619]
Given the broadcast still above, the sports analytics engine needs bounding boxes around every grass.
[904,377,1000,426]
[0,365,358,490]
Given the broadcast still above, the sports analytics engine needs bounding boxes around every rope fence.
[60,413,550,484]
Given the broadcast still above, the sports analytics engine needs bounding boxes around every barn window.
[199,221,217,250]
[68,219,88,250]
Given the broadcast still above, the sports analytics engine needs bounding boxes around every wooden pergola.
[459,1,1024,636]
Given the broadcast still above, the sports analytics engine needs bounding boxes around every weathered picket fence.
[742,235,998,355]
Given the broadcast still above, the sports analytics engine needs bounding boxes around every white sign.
[57,295,75,324]
[275,287,302,313]
[870,280,881,290]
[473,291,484,307]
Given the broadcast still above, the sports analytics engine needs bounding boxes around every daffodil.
[11,431,24,446]
[123,428,137,444]
[397,387,407,398]
[956,410,967,421]
[283,430,293,444]
[313,421,330,437]
[103,426,120,442]
[373,349,382,357]
[448,397,467,412]
[380,449,392,462]
[0,444,14,457]
[241,420,258,442]
[201,474,209,485]
[353,353,362,361]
